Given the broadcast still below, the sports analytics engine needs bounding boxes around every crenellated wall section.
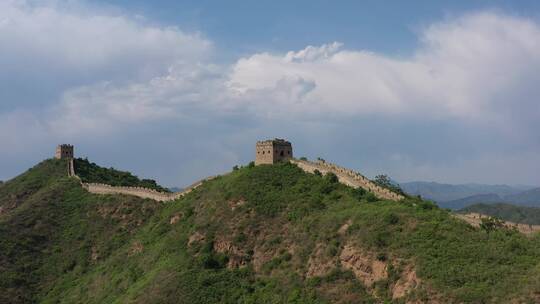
[68,159,216,202]
[67,157,403,203]
[289,159,404,201]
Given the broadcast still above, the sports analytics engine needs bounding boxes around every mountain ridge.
[401,181,540,208]
[1,159,540,303]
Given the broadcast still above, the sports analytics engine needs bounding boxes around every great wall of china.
[58,142,540,236]
[60,140,404,203]
[290,159,404,201]
[67,158,403,203]
[68,158,217,202]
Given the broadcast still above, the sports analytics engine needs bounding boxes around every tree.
[325,172,339,184]
[480,217,505,233]
[373,174,405,195]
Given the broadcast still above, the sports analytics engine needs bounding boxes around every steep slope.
[0,159,161,303]
[459,203,540,225]
[1,161,540,303]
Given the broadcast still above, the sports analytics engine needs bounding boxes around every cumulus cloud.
[1,2,539,185]
[228,12,540,130]
[42,10,540,137]
[0,0,211,110]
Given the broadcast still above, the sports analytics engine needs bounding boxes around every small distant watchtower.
[55,144,74,159]
[255,138,293,165]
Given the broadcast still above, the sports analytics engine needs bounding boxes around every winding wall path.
[68,159,216,202]
[290,159,404,201]
[68,157,403,202]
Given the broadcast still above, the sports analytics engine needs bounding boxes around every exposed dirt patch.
[188,232,205,246]
[214,237,248,269]
[169,213,183,225]
[91,246,99,261]
[339,244,387,287]
[252,245,276,272]
[306,243,337,278]
[338,219,352,235]
[129,241,144,256]
[228,199,246,211]
[392,265,420,299]
[96,201,159,229]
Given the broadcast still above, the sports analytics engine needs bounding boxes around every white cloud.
[1,3,539,185]
[29,9,540,136]
[228,12,540,128]
[0,0,212,107]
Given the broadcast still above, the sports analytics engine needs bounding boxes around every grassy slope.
[460,203,540,225]
[1,161,540,303]
[0,159,160,303]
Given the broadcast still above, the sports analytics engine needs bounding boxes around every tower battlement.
[255,138,293,165]
[55,144,74,159]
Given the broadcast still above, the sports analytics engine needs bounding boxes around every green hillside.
[1,160,540,303]
[460,203,540,225]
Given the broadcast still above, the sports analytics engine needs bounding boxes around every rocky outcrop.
[339,245,388,287]
[306,243,337,278]
[392,265,420,299]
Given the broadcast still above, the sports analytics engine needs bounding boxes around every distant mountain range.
[168,187,183,192]
[400,181,540,209]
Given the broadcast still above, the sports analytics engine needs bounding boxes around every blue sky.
[96,0,540,55]
[1,0,540,187]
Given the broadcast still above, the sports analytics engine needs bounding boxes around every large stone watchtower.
[55,144,74,159]
[255,138,293,165]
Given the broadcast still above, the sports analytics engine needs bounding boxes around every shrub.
[384,213,399,225]
[364,192,378,202]
[324,172,339,184]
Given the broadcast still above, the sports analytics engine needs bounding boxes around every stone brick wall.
[255,139,293,165]
[66,156,218,202]
[80,176,218,202]
[289,158,404,201]
[55,144,74,159]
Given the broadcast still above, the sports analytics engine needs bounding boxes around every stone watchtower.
[255,138,293,165]
[55,144,74,159]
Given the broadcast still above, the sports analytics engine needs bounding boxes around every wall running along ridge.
[68,159,216,202]
[67,157,402,202]
[289,159,404,201]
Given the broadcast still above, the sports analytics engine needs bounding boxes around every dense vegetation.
[1,160,539,303]
[74,158,170,192]
[372,174,406,196]
[460,203,540,225]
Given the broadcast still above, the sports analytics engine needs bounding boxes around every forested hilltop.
[1,159,539,303]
